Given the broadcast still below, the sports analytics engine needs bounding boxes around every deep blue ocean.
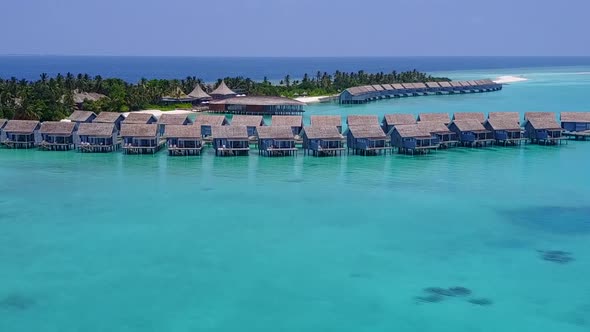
[1,56,590,82]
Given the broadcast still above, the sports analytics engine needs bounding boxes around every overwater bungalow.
[38,121,77,151]
[417,113,450,124]
[124,112,158,124]
[347,115,380,127]
[211,125,250,156]
[230,115,265,137]
[77,123,119,153]
[271,115,303,136]
[390,124,439,154]
[194,115,228,137]
[187,84,212,104]
[68,110,96,128]
[93,111,125,132]
[346,125,389,155]
[257,126,297,157]
[382,114,416,133]
[413,83,428,95]
[310,115,342,133]
[391,84,407,97]
[425,82,441,94]
[484,117,526,145]
[1,120,41,149]
[0,119,7,141]
[164,125,203,156]
[416,121,458,147]
[453,112,485,123]
[157,113,191,135]
[488,112,521,123]
[209,80,238,100]
[524,112,555,121]
[301,126,345,156]
[560,112,590,132]
[449,81,465,93]
[209,96,305,115]
[448,119,494,147]
[437,81,453,93]
[524,117,564,145]
[401,83,417,96]
[120,123,163,154]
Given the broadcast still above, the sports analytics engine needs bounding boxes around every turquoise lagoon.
[1,68,590,331]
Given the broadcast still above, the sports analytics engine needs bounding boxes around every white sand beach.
[295,95,337,104]
[493,75,528,84]
[122,109,194,118]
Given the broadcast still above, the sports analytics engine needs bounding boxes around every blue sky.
[0,0,587,56]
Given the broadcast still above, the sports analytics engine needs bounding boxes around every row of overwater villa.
[339,79,502,104]
[1,110,589,157]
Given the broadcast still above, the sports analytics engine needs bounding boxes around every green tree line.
[0,70,449,121]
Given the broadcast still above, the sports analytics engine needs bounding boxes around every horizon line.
[1,54,590,58]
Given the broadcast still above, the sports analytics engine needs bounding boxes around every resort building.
[93,111,125,132]
[416,121,458,147]
[417,113,450,124]
[560,112,590,132]
[72,91,106,110]
[120,123,163,154]
[0,119,7,141]
[187,84,212,104]
[157,113,192,135]
[390,124,439,154]
[230,115,265,137]
[346,115,380,127]
[68,110,97,128]
[209,80,237,100]
[310,115,342,133]
[211,125,250,156]
[382,114,416,134]
[123,112,158,124]
[271,115,303,136]
[524,117,564,145]
[164,125,203,156]
[453,112,485,123]
[425,82,441,93]
[161,87,195,104]
[38,121,77,151]
[256,126,297,157]
[1,120,41,149]
[483,117,526,145]
[209,96,305,115]
[194,115,228,137]
[77,123,119,153]
[488,112,521,124]
[448,119,494,147]
[345,125,389,155]
[301,126,345,157]
[437,81,453,93]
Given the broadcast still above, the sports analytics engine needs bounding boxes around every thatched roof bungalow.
[188,84,212,103]
[257,126,297,156]
[124,112,158,125]
[77,122,118,152]
[68,110,97,127]
[120,123,162,154]
[390,124,439,154]
[157,113,192,135]
[164,124,202,156]
[271,115,303,136]
[524,112,555,121]
[382,114,416,133]
[211,125,250,156]
[416,121,458,147]
[301,126,344,156]
[209,96,304,115]
[194,115,228,137]
[448,119,494,146]
[93,111,126,131]
[417,113,450,124]
[524,117,564,145]
[484,117,525,145]
[346,125,389,155]
[310,115,342,133]
[560,112,590,132]
[38,121,77,150]
[453,112,485,123]
[161,87,195,103]
[72,91,107,109]
[346,115,380,127]
[1,120,41,149]
[488,112,521,124]
[230,115,265,137]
